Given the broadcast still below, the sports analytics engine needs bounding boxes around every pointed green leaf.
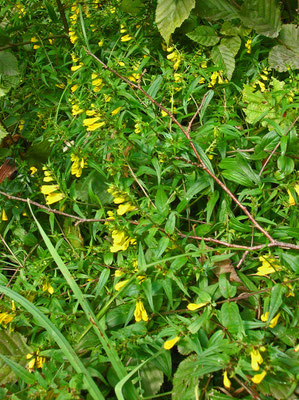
[220,36,241,57]
[155,0,195,43]
[211,44,235,79]
[187,25,219,46]
[240,0,281,38]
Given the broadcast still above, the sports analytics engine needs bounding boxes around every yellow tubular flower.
[223,371,231,389]
[30,166,37,175]
[45,192,65,205]
[111,107,122,115]
[261,312,269,322]
[134,300,148,322]
[251,370,267,384]
[187,302,209,311]
[269,312,280,328]
[71,84,79,92]
[245,39,252,53]
[86,122,105,131]
[250,349,263,371]
[114,280,129,291]
[83,117,101,126]
[71,63,83,71]
[287,189,295,206]
[256,256,280,275]
[115,270,123,277]
[163,336,180,350]
[41,185,59,195]
[2,209,8,221]
[121,34,132,42]
[0,312,14,325]
[117,203,136,215]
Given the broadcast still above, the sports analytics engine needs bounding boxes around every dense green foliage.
[0,0,298,399]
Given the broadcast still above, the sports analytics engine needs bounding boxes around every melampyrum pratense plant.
[0,0,298,399]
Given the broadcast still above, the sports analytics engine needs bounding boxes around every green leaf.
[187,26,220,46]
[218,274,237,299]
[200,89,214,124]
[0,124,8,142]
[188,307,211,334]
[219,156,260,187]
[120,0,144,15]
[206,190,219,223]
[155,0,195,43]
[0,354,36,386]
[155,187,169,214]
[220,302,244,337]
[140,362,164,397]
[195,0,239,20]
[268,45,299,72]
[240,0,281,38]
[0,331,31,385]
[211,44,235,79]
[172,354,199,400]
[0,52,19,76]
[267,284,284,324]
[165,211,176,234]
[147,75,163,99]
[279,24,299,53]
[277,156,294,175]
[220,36,241,57]
[0,287,106,400]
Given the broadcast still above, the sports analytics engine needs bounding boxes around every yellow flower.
[30,37,38,43]
[256,256,280,276]
[114,280,129,291]
[251,370,266,384]
[115,270,123,277]
[30,166,37,175]
[287,189,295,206]
[41,185,59,195]
[245,39,252,54]
[2,209,8,221]
[83,117,101,126]
[117,203,136,215]
[250,349,263,371]
[72,104,84,116]
[201,61,207,68]
[92,78,103,86]
[0,312,14,325]
[223,370,231,389]
[71,63,83,72]
[118,61,125,67]
[261,312,281,328]
[86,122,105,131]
[104,94,111,102]
[11,301,16,311]
[121,34,133,42]
[161,110,168,117]
[257,80,266,92]
[42,282,54,294]
[163,336,180,350]
[71,84,79,92]
[45,192,65,205]
[187,302,209,311]
[134,300,148,322]
[98,39,104,47]
[71,153,85,178]
[86,109,96,116]
[111,107,122,116]
[134,123,141,133]
[26,351,45,372]
[33,45,40,50]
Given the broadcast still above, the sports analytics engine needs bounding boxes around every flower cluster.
[92,72,104,93]
[71,153,86,178]
[261,311,280,328]
[83,115,105,131]
[110,229,136,253]
[0,311,14,326]
[30,36,40,50]
[42,281,54,294]
[250,347,267,384]
[166,46,182,70]
[134,300,148,322]
[128,62,141,82]
[256,255,281,276]
[208,71,225,87]
[40,167,65,205]
[26,351,46,372]
[107,185,136,215]
[245,38,252,54]
[120,24,133,42]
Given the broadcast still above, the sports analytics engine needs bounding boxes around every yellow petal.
[30,166,37,175]
[41,185,59,195]
[45,192,65,205]
[27,358,36,370]
[261,312,269,322]
[117,203,136,215]
[83,117,101,126]
[71,84,79,92]
[114,280,129,291]
[287,189,295,206]
[111,107,122,116]
[269,312,280,328]
[250,349,263,371]
[187,302,209,311]
[2,209,8,221]
[223,370,231,389]
[86,121,105,131]
[251,370,267,384]
[48,285,54,295]
[163,336,180,350]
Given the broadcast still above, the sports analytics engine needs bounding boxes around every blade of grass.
[28,202,138,400]
[0,285,105,400]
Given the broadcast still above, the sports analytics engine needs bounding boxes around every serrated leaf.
[187,25,219,46]
[172,354,199,400]
[240,0,281,38]
[220,36,241,57]
[140,362,164,397]
[0,331,32,385]
[279,24,299,53]
[211,44,235,79]
[0,52,19,76]
[268,45,299,72]
[155,0,195,44]
[195,0,239,20]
